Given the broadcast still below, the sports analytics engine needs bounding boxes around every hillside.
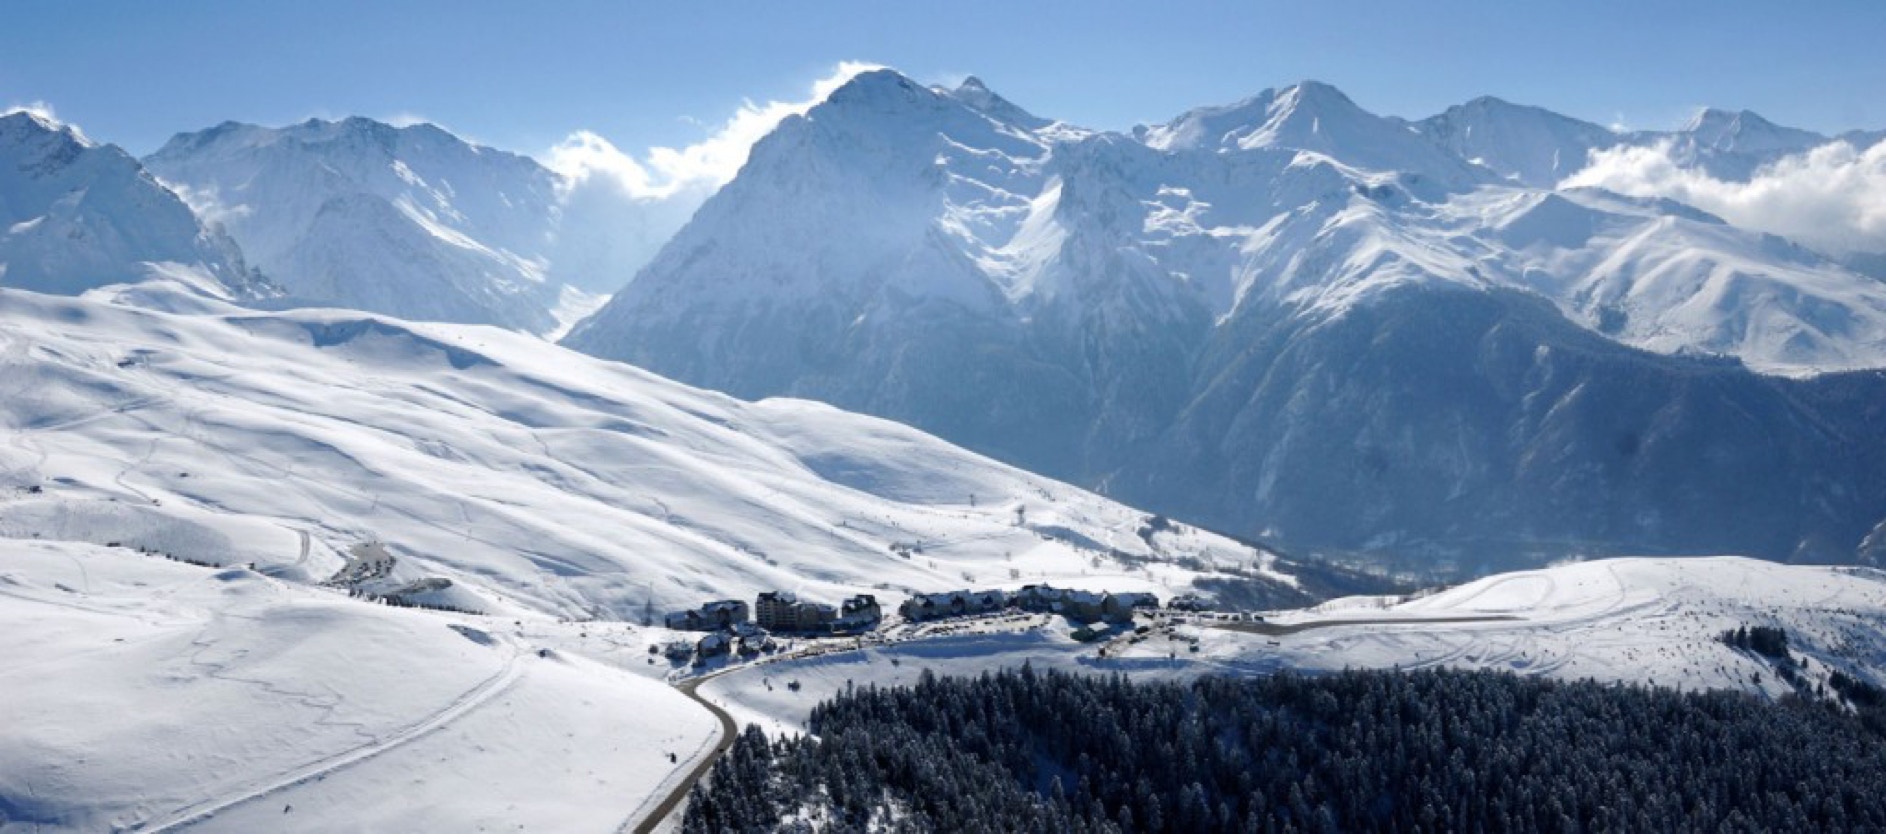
[0,283,1303,620]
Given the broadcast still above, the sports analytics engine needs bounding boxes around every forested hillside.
[686,667,1886,832]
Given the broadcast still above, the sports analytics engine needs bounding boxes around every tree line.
[684,665,1886,832]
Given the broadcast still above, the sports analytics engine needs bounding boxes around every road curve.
[1209,613,1520,637]
[631,675,738,834]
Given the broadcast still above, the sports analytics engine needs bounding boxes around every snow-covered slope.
[0,278,1336,829]
[0,537,719,832]
[0,112,265,299]
[0,283,1301,621]
[144,118,656,334]
[565,70,1886,569]
[1227,557,1886,697]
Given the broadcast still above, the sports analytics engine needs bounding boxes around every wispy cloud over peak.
[546,61,881,201]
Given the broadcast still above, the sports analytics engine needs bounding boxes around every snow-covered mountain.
[0,111,266,299]
[1415,100,1841,187]
[565,70,1886,571]
[1660,107,1832,179]
[1414,96,1622,186]
[143,117,662,334]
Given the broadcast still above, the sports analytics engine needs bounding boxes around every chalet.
[664,598,751,632]
[1102,592,1160,622]
[663,611,699,630]
[1166,593,1214,612]
[1015,584,1158,623]
[898,589,1011,622]
[796,602,837,631]
[1062,590,1107,623]
[829,594,880,630]
[841,594,880,620]
[696,632,731,658]
[1015,584,1069,612]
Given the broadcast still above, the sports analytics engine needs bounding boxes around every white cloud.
[161,180,251,228]
[4,99,59,122]
[1562,137,1886,256]
[382,111,434,129]
[545,61,881,201]
[4,100,91,145]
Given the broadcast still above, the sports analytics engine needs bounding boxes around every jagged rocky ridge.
[565,70,1886,572]
[0,111,267,299]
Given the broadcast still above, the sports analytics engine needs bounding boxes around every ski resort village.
[8,4,1886,830]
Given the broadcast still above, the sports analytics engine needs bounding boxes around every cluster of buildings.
[663,583,1162,661]
[692,622,774,659]
[755,591,883,634]
[900,584,1158,624]
[665,592,882,640]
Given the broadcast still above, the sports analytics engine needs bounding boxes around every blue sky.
[5,1,1883,160]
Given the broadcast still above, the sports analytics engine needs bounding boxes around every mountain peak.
[0,108,93,149]
[826,68,927,106]
[941,74,1052,130]
[1683,107,1767,133]
[1282,79,1352,105]
[1680,106,1824,153]
[142,113,574,332]
[1145,79,1372,149]
[1415,95,1617,186]
[1141,80,1482,185]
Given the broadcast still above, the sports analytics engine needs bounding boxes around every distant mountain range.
[561,70,1886,573]
[142,116,689,334]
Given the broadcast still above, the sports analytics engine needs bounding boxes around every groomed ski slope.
[0,539,718,833]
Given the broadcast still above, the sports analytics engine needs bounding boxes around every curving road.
[628,674,737,834]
